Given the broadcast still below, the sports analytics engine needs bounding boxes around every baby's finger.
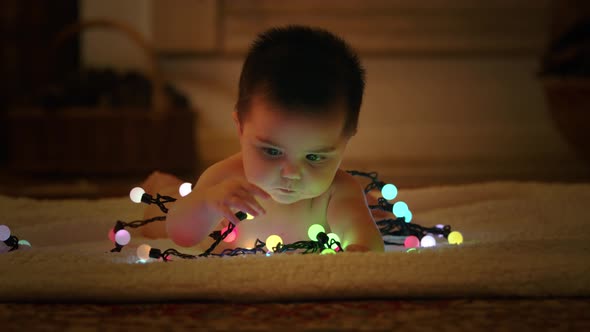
[228,195,260,218]
[237,190,265,216]
[220,205,241,225]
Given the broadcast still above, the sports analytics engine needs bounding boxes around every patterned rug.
[2,298,589,331]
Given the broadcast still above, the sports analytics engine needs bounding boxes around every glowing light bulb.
[420,235,436,248]
[0,225,10,241]
[307,224,325,241]
[245,213,255,220]
[137,244,152,261]
[401,210,413,223]
[265,234,283,252]
[129,187,145,203]
[115,230,131,246]
[221,226,237,242]
[404,235,420,248]
[108,228,116,242]
[321,248,336,255]
[381,184,398,200]
[178,182,192,197]
[18,240,31,247]
[392,201,409,217]
[327,232,341,249]
[448,231,463,245]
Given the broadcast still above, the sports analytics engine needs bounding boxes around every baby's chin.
[269,193,303,205]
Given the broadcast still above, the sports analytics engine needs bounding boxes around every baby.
[141,26,384,253]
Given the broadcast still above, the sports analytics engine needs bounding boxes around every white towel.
[1,181,589,302]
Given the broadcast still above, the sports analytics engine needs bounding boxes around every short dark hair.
[236,25,365,136]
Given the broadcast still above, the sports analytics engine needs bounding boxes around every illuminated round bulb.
[404,210,413,223]
[392,201,409,217]
[321,248,336,255]
[404,235,420,248]
[18,240,31,247]
[137,244,152,261]
[115,230,131,246]
[129,187,145,203]
[108,228,116,242]
[381,184,398,200]
[178,182,192,197]
[245,213,255,220]
[436,224,444,229]
[448,231,463,245]
[327,232,341,249]
[265,234,283,252]
[307,224,326,241]
[0,225,10,241]
[420,235,436,248]
[221,226,237,243]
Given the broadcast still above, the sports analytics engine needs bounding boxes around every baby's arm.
[166,162,269,247]
[141,171,184,239]
[327,170,385,252]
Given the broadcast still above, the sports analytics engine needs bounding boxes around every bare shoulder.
[194,153,244,189]
[329,169,364,197]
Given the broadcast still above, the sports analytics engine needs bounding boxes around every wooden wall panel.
[220,0,550,55]
[152,0,219,53]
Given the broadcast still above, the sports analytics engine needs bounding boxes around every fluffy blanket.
[1,181,589,302]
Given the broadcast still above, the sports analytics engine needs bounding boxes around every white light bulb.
[178,182,192,197]
[327,233,341,249]
[129,187,145,203]
[0,225,10,241]
[420,235,436,248]
[115,230,131,246]
[137,244,152,261]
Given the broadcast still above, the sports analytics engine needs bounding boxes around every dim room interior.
[1,0,589,330]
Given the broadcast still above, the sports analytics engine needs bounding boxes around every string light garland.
[0,224,31,252]
[1,170,463,259]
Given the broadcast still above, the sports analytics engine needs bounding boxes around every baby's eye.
[306,154,325,162]
[262,147,282,157]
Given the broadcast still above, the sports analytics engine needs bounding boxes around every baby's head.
[233,26,365,204]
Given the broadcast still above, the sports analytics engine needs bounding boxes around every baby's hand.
[204,178,270,225]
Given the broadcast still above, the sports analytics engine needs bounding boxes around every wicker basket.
[4,19,196,175]
[542,77,590,163]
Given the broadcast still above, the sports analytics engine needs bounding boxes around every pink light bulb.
[221,226,237,242]
[115,230,131,246]
[404,235,420,249]
[0,225,10,241]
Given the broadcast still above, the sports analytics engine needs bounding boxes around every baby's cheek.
[246,160,276,186]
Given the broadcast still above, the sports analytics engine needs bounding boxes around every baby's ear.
[232,111,243,135]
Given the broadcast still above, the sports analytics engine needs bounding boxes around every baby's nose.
[280,162,301,180]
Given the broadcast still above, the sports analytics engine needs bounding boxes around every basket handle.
[53,19,167,113]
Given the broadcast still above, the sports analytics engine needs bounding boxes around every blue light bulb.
[381,184,398,200]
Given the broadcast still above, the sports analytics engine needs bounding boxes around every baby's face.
[237,96,350,204]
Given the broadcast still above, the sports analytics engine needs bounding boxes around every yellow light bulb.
[265,234,283,252]
[448,231,463,245]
